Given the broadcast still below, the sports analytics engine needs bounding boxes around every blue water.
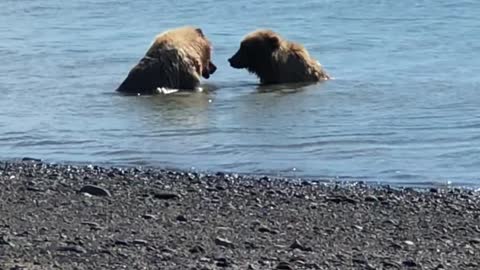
[1,0,480,187]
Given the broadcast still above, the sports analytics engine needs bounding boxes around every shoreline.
[3,158,477,191]
[1,161,479,269]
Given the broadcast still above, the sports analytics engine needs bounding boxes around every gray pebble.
[79,185,111,197]
[152,192,180,200]
[57,245,87,254]
[215,237,235,249]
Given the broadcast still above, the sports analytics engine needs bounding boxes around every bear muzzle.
[202,61,217,79]
[228,52,246,69]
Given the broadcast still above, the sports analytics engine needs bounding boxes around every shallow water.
[1,0,480,186]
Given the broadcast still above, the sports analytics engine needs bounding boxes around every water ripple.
[1,0,480,186]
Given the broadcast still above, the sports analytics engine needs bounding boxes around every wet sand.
[1,161,479,269]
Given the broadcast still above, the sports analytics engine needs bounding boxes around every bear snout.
[202,61,217,79]
[228,53,244,69]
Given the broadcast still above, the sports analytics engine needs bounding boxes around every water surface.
[1,0,480,186]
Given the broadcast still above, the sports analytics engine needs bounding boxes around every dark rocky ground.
[0,160,479,270]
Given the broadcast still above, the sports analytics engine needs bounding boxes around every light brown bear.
[228,29,330,85]
[116,26,216,94]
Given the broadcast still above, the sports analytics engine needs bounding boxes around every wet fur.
[229,30,330,85]
[116,26,216,94]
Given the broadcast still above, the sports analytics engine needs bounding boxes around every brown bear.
[116,26,216,94]
[228,29,330,85]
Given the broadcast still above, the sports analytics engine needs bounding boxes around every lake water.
[1,0,480,187]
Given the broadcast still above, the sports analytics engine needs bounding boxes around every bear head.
[228,30,281,72]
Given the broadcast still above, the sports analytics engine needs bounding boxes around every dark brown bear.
[228,29,330,84]
[116,26,216,94]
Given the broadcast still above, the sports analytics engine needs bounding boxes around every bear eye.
[240,42,251,52]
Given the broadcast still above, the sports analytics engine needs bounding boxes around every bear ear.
[267,35,280,49]
[195,28,205,37]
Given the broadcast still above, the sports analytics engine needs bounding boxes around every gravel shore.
[0,160,479,269]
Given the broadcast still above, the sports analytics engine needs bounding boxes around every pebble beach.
[1,160,479,269]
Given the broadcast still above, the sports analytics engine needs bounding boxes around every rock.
[114,240,129,246]
[289,239,313,252]
[152,192,179,200]
[199,257,210,263]
[79,185,111,197]
[214,237,234,249]
[353,225,364,231]
[382,261,401,268]
[141,214,157,220]
[57,245,87,254]
[215,185,226,191]
[258,226,279,234]
[80,221,102,230]
[0,235,14,247]
[364,195,379,202]
[189,245,205,254]
[26,186,44,192]
[21,157,41,162]
[133,239,148,245]
[276,262,292,270]
[404,240,415,246]
[244,241,257,249]
[161,246,176,254]
[469,238,480,244]
[326,195,357,204]
[402,259,418,267]
[176,215,187,222]
[214,257,232,267]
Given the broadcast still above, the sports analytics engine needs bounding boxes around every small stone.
[214,237,234,249]
[152,192,179,200]
[80,221,102,230]
[26,186,44,192]
[199,257,210,263]
[57,245,87,254]
[469,238,480,244]
[215,185,226,191]
[244,241,257,249]
[289,239,313,252]
[189,245,205,254]
[402,259,418,267]
[258,226,278,234]
[79,185,111,197]
[133,239,148,245]
[404,240,415,246]
[276,261,292,270]
[353,225,363,231]
[430,188,438,193]
[214,257,232,267]
[161,246,176,254]
[114,240,129,246]
[309,203,318,209]
[326,195,357,204]
[364,195,379,202]
[22,157,41,162]
[141,214,157,220]
[0,235,14,247]
[176,215,187,222]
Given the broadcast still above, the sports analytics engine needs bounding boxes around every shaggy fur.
[116,26,216,94]
[228,29,330,84]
